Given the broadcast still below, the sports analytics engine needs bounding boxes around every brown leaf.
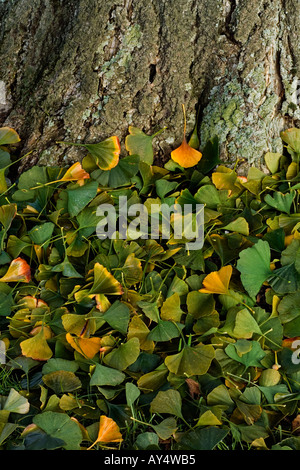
[185,378,200,399]
[292,414,300,434]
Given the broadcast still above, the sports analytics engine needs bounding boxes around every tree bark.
[0,0,300,172]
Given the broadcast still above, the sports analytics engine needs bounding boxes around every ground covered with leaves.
[0,124,300,451]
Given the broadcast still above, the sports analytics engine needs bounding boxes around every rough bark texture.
[0,0,300,173]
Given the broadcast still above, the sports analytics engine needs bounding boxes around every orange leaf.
[0,257,31,283]
[66,332,101,359]
[61,162,90,181]
[171,104,202,168]
[282,337,300,349]
[171,138,202,168]
[88,415,123,449]
[199,265,233,295]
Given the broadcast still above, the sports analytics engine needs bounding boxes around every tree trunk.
[0,0,300,173]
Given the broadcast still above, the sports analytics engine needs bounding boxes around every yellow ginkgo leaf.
[66,332,101,359]
[88,415,123,449]
[171,105,202,168]
[0,257,31,283]
[171,138,202,169]
[20,327,53,361]
[95,293,111,312]
[60,162,90,181]
[199,265,233,295]
[89,263,123,296]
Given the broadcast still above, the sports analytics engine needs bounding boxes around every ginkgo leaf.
[199,265,233,295]
[264,191,295,214]
[60,162,90,181]
[65,333,101,359]
[127,315,155,352]
[164,344,215,376]
[160,293,183,322]
[57,136,121,171]
[0,257,31,283]
[42,370,82,394]
[0,127,21,146]
[120,253,143,286]
[223,217,249,236]
[20,328,53,361]
[89,263,123,296]
[125,126,165,165]
[0,203,17,233]
[95,293,111,312]
[236,240,273,298]
[150,389,183,419]
[88,415,123,449]
[85,136,121,170]
[103,337,140,370]
[171,138,202,169]
[171,105,202,168]
[212,166,237,191]
[196,410,222,427]
[62,313,88,336]
[3,388,30,414]
[281,127,300,155]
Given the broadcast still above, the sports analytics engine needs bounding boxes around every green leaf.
[225,340,266,370]
[177,426,229,450]
[42,358,79,375]
[150,389,183,419]
[207,384,234,407]
[197,136,221,175]
[155,179,178,199]
[28,222,55,246]
[194,184,221,209]
[0,127,21,146]
[135,432,159,450]
[67,180,98,217]
[268,263,299,294]
[42,371,82,394]
[187,291,215,319]
[221,307,262,339]
[147,320,183,342]
[103,337,140,370]
[236,240,272,298]
[3,388,30,414]
[264,191,295,214]
[125,127,164,165]
[264,152,282,174]
[24,430,65,450]
[125,382,141,407]
[0,423,18,446]
[0,204,16,234]
[101,300,130,335]
[161,293,184,322]
[92,154,140,188]
[51,255,83,278]
[90,363,125,387]
[281,128,300,156]
[223,217,249,236]
[33,411,82,450]
[151,417,178,440]
[281,239,300,272]
[164,344,215,376]
[263,228,285,252]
